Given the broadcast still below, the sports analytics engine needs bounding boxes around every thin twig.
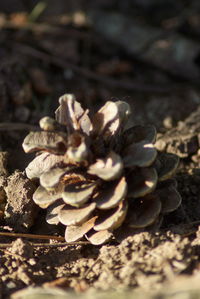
[84,258,102,279]
[32,241,90,247]
[0,241,90,249]
[0,232,64,241]
[180,231,196,237]
[4,249,24,259]
[186,220,200,226]
[0,231,90,248]
[0,123,38,131]
[15,43,176,93]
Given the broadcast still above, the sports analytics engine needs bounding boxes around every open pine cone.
[23,94,181,245]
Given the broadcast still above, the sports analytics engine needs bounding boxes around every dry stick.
[15,43,175,93]
[164,220,200,233]
[181,231,196,237]
[0,231,64,241]
[32,241,90,247]
[4,249,25,259]
[83,258,102,280]
[187,220,200,226]
[173,220,200,237]
[0,242,90,249]
[0,232,90,248]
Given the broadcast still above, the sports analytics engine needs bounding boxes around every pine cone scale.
[128,194,162,228]
[46,199,65,225]
[127,167,158,198]
[122,141,157,168]
[23,131,67,154]
[123,125,157,145]
[94,200,128,231]
[95,176,127,209]
[65,216,98,242]
[88,151,123,181]
[62,181,97,207]
[86,229,113,245]
[155,153,179,181]
[40,167,73,189]
[33,185,63,208]
[26,152,65,180]
[58,202,96,226]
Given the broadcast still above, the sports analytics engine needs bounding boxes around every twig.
[4,249,24,259]
[15,43,176,93]
[180,231,196,237]
[0,123,38,131]
[0,231,90,248]
[0,241,90,249]
[0,232,64,241]
[186,220,200,226]
[32,241,90,247]
[84,258,102,279]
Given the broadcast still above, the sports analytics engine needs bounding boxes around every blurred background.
[1,0,200,164]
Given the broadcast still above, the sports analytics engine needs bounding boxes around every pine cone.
[23,94,181,245]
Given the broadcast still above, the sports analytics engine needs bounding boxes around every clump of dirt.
[93,232,196,291]
[4,171,37,231]
[0,238,36,295]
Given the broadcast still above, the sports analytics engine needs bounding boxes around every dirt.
[2,228,200,298]
[1,1,200,298]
